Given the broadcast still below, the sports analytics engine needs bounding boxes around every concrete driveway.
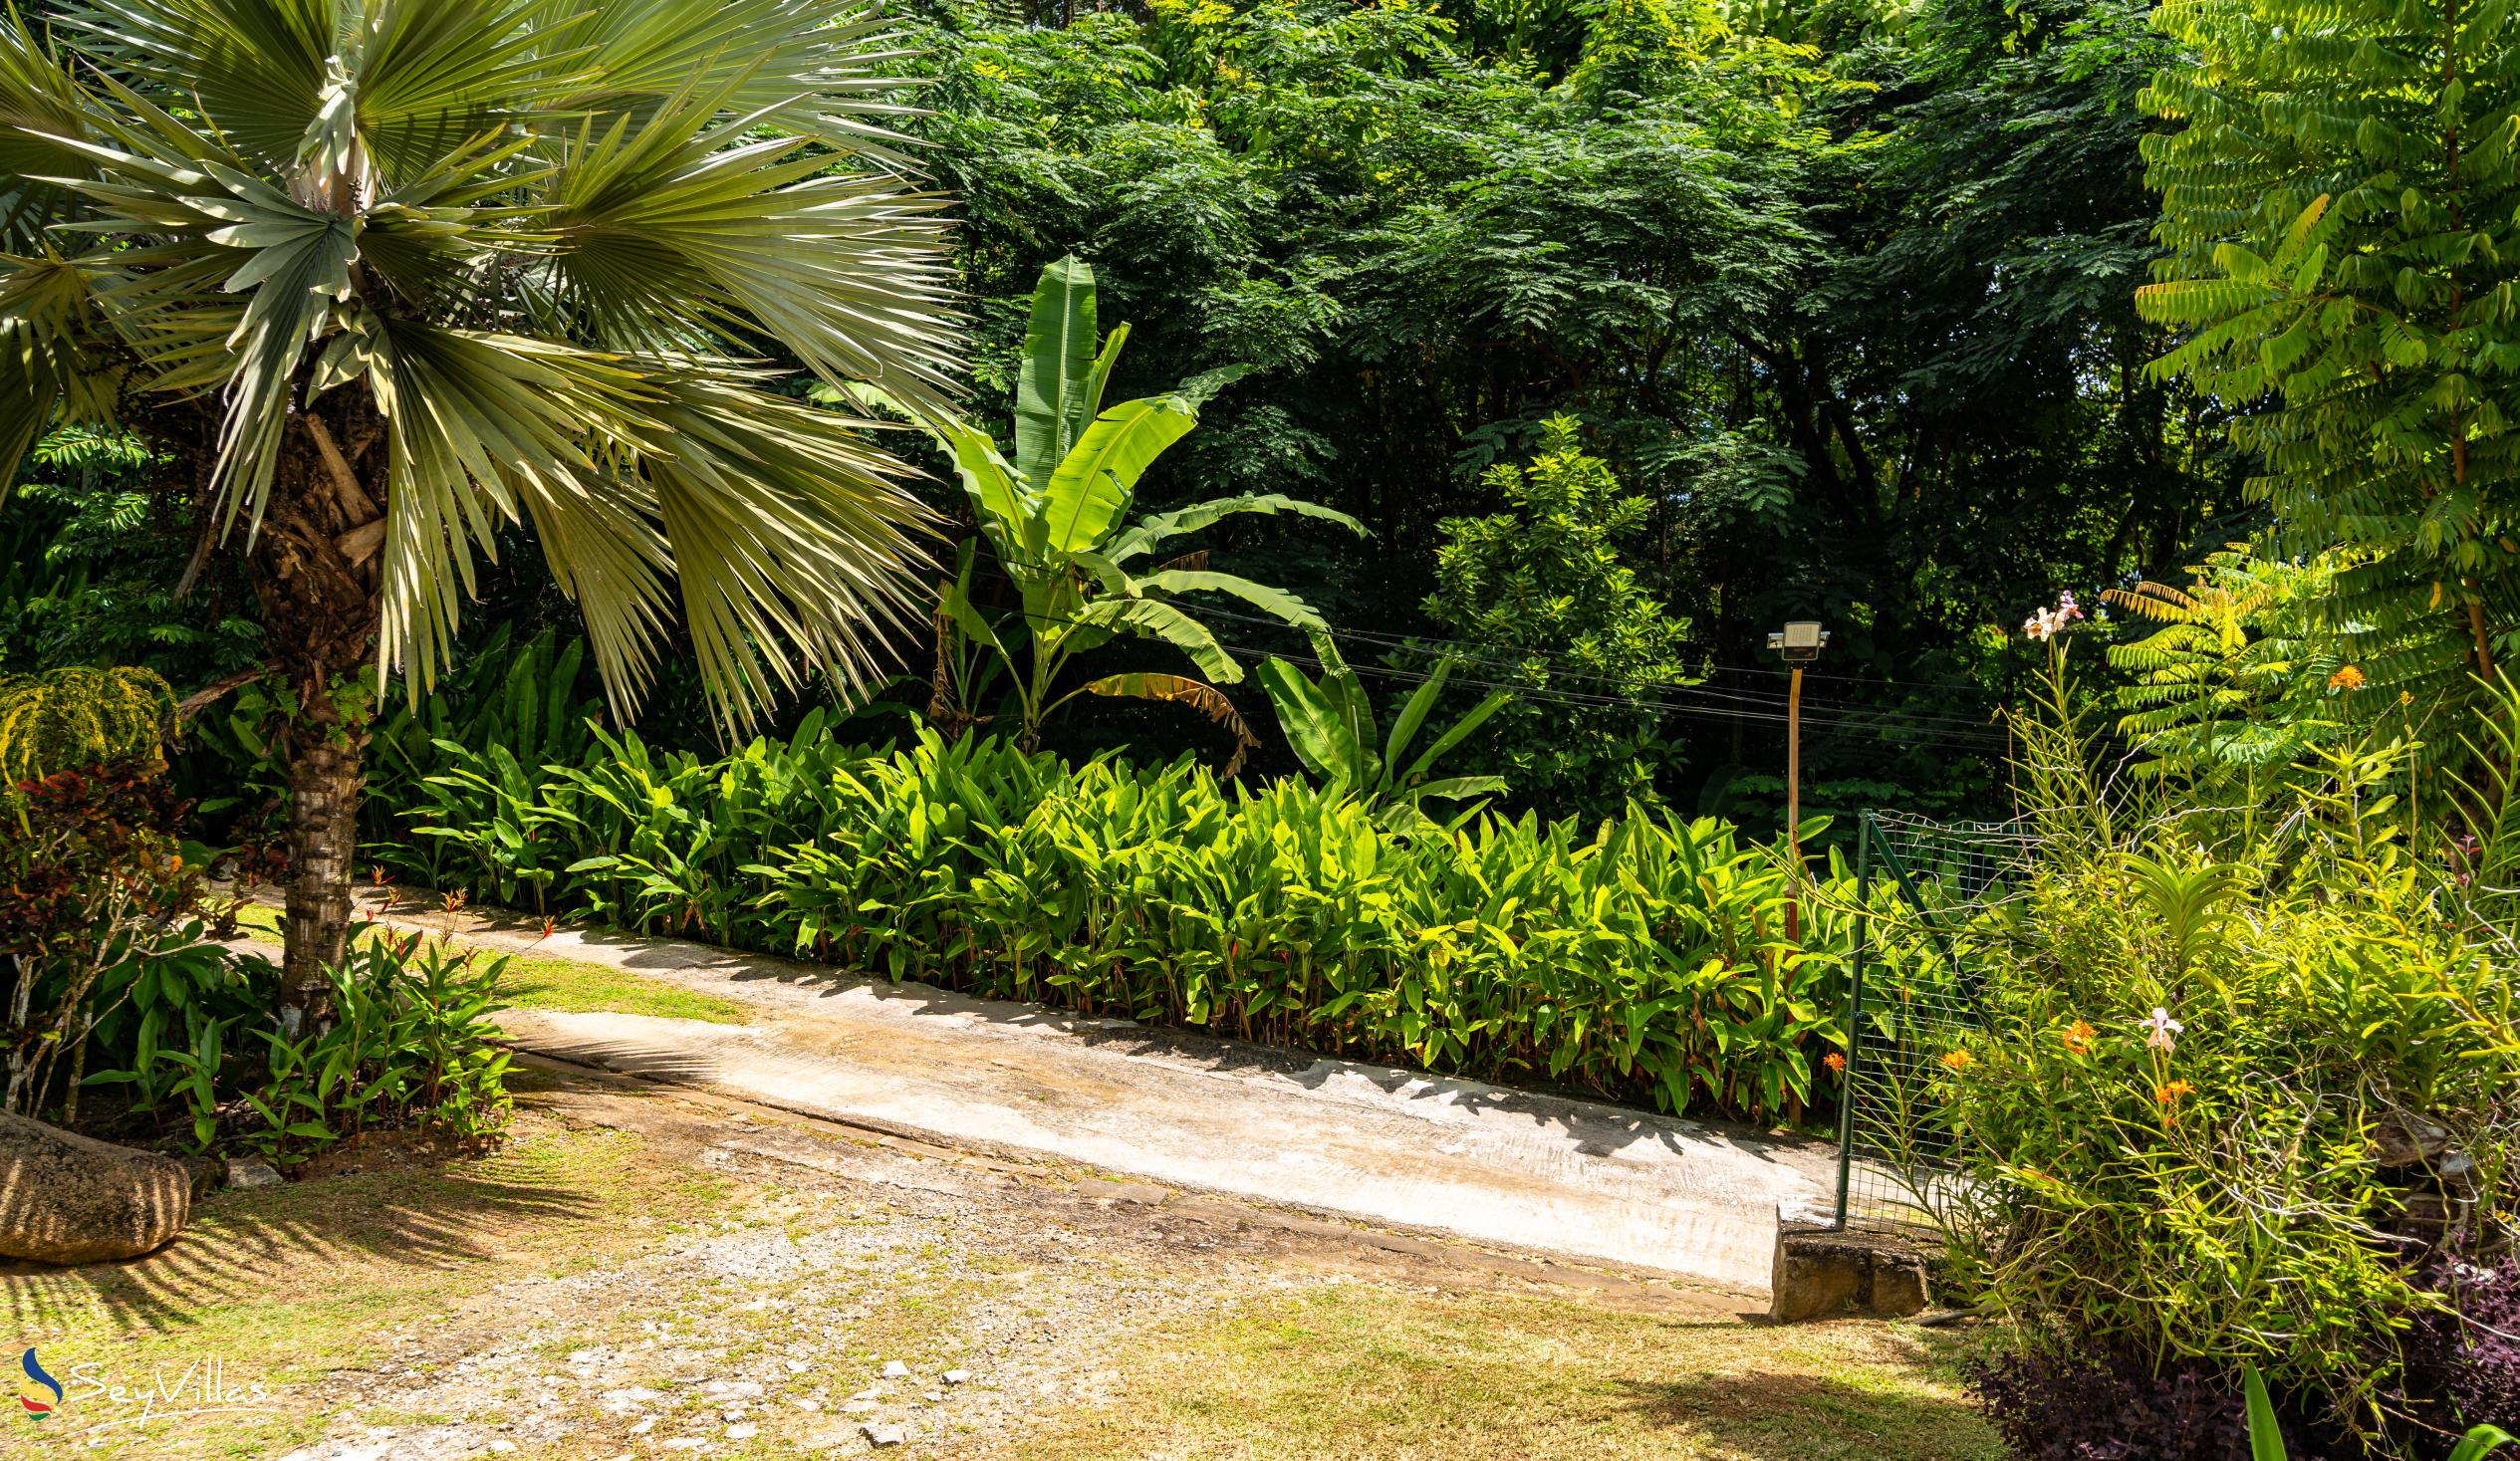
[320,898,1835,1293]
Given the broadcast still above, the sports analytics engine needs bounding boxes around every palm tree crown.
[0,0,965,1017]
[0,0,959,724]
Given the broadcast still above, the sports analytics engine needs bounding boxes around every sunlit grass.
[0,1098,718,1461]
[1000,1286,2005,1461]
[229,904,750,1026]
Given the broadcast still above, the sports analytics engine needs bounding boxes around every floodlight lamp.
[1768,621,1830,662]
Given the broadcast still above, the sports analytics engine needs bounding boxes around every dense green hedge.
[379,717,1856,1122]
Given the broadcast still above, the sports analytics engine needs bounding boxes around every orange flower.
[2154,1080,2194,1104]
[1824,1053,1847,1075]
[2062,1019,2097,1054]
[1939,1049,1976,1073]
[2329,664,2367,691]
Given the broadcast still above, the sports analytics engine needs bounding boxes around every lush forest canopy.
[5,0,2254,826]
[899,0,2241,821]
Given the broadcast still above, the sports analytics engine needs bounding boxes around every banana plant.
[1256,628,1512,833]
[853,256,1363,769]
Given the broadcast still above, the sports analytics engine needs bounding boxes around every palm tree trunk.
[251,396,389,1035]
[278,723,364,1034]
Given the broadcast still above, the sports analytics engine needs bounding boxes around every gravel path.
[270,1068,1743,1461]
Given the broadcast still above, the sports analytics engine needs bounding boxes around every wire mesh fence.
[1829,812,2043,1233]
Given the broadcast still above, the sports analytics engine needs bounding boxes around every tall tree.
[2141,0,2520,701]
[0,0,961,1028]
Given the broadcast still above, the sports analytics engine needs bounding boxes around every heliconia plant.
[1256,626,1511,833]
[377,723,1859,1123]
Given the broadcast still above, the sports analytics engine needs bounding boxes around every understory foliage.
[213,934,512,1162]
[378,722,1855,1122]
[84,922,513,1160]
[0,758,228,1119]
[0,664,174,788]
[0,668,508,1155]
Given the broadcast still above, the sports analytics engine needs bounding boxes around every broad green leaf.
[1105,491,1365,564]
[1256,655,1361,787]
[1016,254,1099,490]
[1133,568,1327,628]
[1405,774,1509,801]
[1043,395,1197,552]
[2242,1367,2287,1461]
[1075,597,1240,681]
[1401,688,1512,785]
[1384,658,1451,777]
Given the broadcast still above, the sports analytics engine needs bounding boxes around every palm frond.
[0,0,957,730]
[539,0,926,164]
[632,370,934,730]
[0,19,97,251]
[539,86,961,415]
[360,315,656,692]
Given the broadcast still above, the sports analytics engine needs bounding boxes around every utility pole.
[1767,620,1830,942]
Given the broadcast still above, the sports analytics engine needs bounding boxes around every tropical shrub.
[378,721,1853,1122]
[0,665,256,1125]
[0,664,175,787]
[0,757,249,1121]
[1910,650,2520,1454]
[1968,1349,2273,1461]
[96,931,514,1160]
[228,934,513,1161]
[1418,416,1697,821]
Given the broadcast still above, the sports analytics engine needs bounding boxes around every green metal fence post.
[1835,813,1873,1229]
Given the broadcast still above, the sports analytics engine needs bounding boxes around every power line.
[962,565,2015,739]
[1258,642,2015,750]
[1198,603,2014,742]
[952,587,2015,751]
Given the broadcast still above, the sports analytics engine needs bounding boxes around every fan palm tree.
[0,1,962,1029]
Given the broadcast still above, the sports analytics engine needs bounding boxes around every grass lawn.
[229,902,751,1025]
[4,1071,2006,1460]
[1016,1289,2002,1461]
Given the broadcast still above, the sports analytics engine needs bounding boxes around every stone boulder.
[0,1111,190,1264]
